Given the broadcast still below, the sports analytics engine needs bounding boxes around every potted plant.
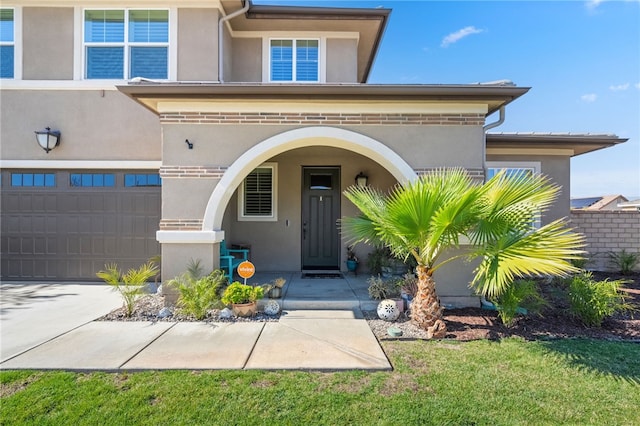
[346,245,359,274]
[221,281,264,317]
[264,277,286,299]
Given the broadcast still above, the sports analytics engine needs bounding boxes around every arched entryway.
[202,126,417,233]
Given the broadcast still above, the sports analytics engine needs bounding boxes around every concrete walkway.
[0,276,391,371]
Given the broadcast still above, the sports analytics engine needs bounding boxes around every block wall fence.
[570,210,640,272]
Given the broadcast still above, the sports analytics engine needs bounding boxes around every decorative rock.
[157,307,172,318]
[156,284,163,295]
[219,307,234,319]
[377,299,400,321]
[264,300,281,315]
[387,327,403,337]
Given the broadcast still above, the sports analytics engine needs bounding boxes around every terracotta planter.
[232,301,257,317]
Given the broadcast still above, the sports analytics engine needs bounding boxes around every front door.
[302,167,340,270]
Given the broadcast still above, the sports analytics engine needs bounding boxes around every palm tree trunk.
[410,265,447,339]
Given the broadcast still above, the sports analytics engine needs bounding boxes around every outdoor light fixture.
[355,171,368,187]
[34,127,61,153]
[185,139,194,149]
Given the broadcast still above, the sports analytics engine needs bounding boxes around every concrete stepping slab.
[0,321,173,371]
[123,322,265,370]
[245,318,391,371]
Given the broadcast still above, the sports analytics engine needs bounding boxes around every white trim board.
[0,160,162,169]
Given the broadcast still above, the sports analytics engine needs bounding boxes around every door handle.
[303,221,307,240]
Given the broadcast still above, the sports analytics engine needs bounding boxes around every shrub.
[169,259,227,320]
[608,249,639,275]
[568,272,634,327]
[96,262,158,317]
[221,282,264,305]
[399,273,418,299]
[367,275,399,300]
[493,279,547,327]
[570,256,589,270]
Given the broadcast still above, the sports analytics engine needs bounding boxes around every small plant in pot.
[346,245,359,274]
[221,281,264,317]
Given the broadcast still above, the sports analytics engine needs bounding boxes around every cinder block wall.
[570,210,640,271]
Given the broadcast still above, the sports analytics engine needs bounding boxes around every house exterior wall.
[23,7,74,80]
[224,146,398,271]
[177,8,219,81]
[570,210,640,271]
[0,90,160,160]
[326,38,358,83]
[486,154,571,223]
[230,38,261,82]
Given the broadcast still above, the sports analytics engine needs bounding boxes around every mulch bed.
[441,271,640,341]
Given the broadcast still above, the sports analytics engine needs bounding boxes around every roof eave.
[486,133,628,156]
[117,83,530,115]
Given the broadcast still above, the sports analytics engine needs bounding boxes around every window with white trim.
[487,161,542,228]
[84,9,168,79]
[238,163,277,221]
[0,8,14,79]
[270,39,318,82]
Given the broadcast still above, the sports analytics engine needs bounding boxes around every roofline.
[239,2,391,83]
[117,83,530,115]
[486,132,628,156]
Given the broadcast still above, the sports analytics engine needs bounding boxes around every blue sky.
[255,0,640,198]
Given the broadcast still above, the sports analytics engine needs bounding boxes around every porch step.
[281,298,360,310]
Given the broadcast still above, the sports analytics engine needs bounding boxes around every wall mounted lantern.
[355,171,368,187]
[34,127,61,153]
[185,139,194,149]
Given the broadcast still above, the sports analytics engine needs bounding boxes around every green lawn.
[2,338,638,425]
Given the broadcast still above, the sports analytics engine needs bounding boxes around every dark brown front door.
[301,167,340,270]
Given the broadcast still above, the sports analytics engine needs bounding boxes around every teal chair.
[220,240,249,280]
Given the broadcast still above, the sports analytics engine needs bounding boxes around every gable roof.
[571,195,628,210]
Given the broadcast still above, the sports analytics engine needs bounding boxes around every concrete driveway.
[0,282,122,362]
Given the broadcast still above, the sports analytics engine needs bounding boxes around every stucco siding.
[326,38,358,83]
[162,178,219,221]
[23,7,74,80]
[230,38,262,82]
[177,8,219,81]
[223,146,398,271]
[160,121,484,168]
[0,90,160,160]
[487,154,571,223]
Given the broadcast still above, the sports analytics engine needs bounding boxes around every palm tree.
[342,168,584,339]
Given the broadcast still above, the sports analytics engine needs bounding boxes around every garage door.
[1,170,161,281]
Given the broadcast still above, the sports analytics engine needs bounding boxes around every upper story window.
[84,9,168,80]
[0,8,14,79]
[270,39,318,82]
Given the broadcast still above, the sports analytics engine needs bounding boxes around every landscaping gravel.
[98,271,640,342]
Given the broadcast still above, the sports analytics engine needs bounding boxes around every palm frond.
[471,219,585,298]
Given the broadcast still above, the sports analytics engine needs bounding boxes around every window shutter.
[86,47,124,79]
[0,8,14,78]
[129,10,168,43]
[130,46,167,79]
[296,40,318,81]
[244,168,273,216]
[270,40,293,81]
